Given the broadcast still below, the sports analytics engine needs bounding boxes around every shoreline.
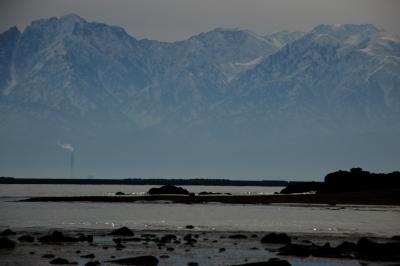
[20,189,400,206]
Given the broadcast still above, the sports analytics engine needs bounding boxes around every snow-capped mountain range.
[0,14,399,179]
[2,14,398,130]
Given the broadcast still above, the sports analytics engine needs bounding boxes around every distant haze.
[1,0,400,41]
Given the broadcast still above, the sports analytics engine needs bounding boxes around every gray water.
[1,185,399,237]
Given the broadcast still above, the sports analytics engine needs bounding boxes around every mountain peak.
[311,24,380,36]
[0,26,20,37]
[59,13,86,24]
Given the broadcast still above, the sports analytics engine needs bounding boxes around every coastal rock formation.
[110,226,135,236]
[0,238,16,249]
[17,235,35,242]
[148,185,190,195]
[38,231,79,243]
[1,229,16,236]
[261,233,291,244]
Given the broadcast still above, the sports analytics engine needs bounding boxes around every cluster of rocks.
[260,232,400,262]
[2,227,400,265]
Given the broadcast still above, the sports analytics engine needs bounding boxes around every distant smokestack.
[70,151,74,178]
[58,142,75,178]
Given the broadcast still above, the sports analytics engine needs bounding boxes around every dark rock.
[188,262,199,266]
[219,248,226,252]
[160,234,177,243]
[251,234,258,238]
[115,192,125,195]
[29,251,35,255]
[116,243,126,249]
[108,256,159,265]
[392,235,400,241]
[76,250,81,253]
[148,185,189,195]
[110,226,134,236]
[166,247,174,251]
[1,229,16,236]
[335,241,356,253]
[38,231,79,243]
[184,234,197,244]
[78,234,94,242]
[42,254,55,259]
[261,233,291,244]
[279,244,310,257]
[18,235,35,242]
[85,261,100,266]
[185,225,195,229]
[0,238,16,249]
[230,257,291,266]
[49,258,70,265]
[81,254,95,259]
[356,238,400,261]
[229,234,247,239]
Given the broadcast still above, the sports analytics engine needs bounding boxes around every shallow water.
[0,185,399,237]
[0,184,283,197]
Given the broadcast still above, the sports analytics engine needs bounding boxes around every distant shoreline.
[0,177,288,186]
[21,189,400,206]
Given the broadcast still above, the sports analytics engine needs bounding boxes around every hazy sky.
[1,0,399,41]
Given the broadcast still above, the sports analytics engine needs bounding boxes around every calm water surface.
[1,185,399,237]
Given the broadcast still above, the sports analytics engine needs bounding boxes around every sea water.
[0,185,399,237]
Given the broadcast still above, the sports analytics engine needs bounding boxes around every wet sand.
[1,228,398,266]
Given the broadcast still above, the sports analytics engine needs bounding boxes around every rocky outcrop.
[110,226,134,236]
[148,185,189,195]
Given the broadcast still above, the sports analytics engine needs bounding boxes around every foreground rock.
[18,235,35,242]
[231,258,291,266]
[110,226,135,236]
[49,258,72,264]
[39,231,79,243]
[0,238,16,249]
[261,233,291,244]
[108,255,159,265]
[1,229,16,236]
[278,238,400,261]
[148,185,189,195]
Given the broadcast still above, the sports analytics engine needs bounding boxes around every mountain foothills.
[0,14,399,179]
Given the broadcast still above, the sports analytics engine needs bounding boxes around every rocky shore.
[1,227,399,266]
[21,188,400,206]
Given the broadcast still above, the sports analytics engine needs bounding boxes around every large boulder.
[148,185,189,195]
[1,229,16,236]
[261,233,291,244]
[0,238,16,249]
[110,226,135,236]
[38,231,79,243]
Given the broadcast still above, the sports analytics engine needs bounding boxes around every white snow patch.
[235,56,263,67]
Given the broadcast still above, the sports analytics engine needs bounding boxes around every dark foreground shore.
[1,227,400,266]
[21,189,400,206]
